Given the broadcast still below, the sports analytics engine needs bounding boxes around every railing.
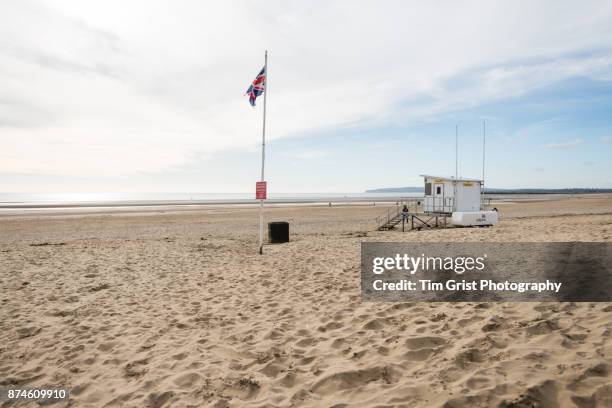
[424,197,454,213]
[481,197,493,210]
[423,197,493,213]
[375,197,495,228]
[374,197,422,228]
[374,206,398,229]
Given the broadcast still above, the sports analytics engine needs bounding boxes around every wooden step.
[377,213,404,230]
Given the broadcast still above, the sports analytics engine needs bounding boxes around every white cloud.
[1,0,612,177]
[543,139,584,148]
[282,149,331,160]
[601,136,612,144]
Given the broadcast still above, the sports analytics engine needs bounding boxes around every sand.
[1,194,611,407]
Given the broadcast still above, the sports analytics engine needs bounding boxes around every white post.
[259,50,268,255]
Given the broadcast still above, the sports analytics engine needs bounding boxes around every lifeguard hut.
[375,122,497,230]
[421,174,497,227]
[422,175,482,213]
[375,174,497,230]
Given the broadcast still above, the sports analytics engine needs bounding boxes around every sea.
[0,192,424,207]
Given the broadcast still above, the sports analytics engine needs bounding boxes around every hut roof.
[420,175,482,183]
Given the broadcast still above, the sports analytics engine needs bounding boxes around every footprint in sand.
[124,358,149,377]
[466,375,492,390]
[525,319,560,335]
[147,391,176,408]
[278,371,298,388]
[17,326,41,339]
[363,318,386,330]
[172,372,202,388]
[499,379,559,408]
[171,352,188,361]
[404,336,447,350]
[310,366,399,395]
[97,342,117,352]
[260,361,285,378]
[454,348,486,369]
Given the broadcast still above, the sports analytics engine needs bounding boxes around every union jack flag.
[246,66,266,106]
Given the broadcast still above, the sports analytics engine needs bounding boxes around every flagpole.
[259,50,267,255]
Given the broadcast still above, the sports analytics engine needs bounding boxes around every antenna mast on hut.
[482,120,486,194]
[454,125,458,211]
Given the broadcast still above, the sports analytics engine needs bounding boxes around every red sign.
[256,181,267,200]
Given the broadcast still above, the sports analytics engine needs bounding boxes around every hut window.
[425,183,432,195]
[436,186,442,195]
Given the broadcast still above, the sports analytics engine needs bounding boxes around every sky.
[1,0,612,193]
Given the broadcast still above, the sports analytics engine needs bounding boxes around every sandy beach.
[1,194,611,407]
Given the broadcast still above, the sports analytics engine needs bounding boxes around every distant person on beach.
[402,205,409,219]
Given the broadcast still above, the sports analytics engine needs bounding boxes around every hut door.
[433,183,444,212]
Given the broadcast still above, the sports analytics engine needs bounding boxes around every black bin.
[268,221,289,243]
